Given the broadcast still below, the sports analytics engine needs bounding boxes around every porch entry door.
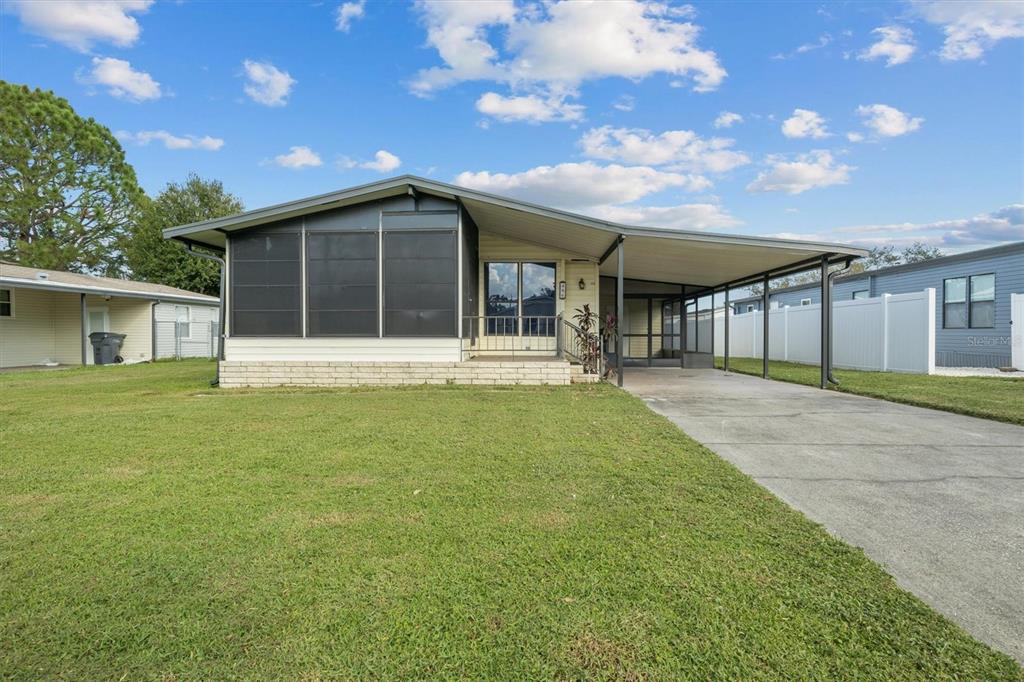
[622,296,679,364]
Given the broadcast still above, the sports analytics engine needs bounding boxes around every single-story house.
[162,175,865,388]
[0,261,219,368]
[730,241,1024,368]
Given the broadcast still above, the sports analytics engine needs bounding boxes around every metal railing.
[460,315,558,360]
[558,315,603,375]
[460,315,603,377]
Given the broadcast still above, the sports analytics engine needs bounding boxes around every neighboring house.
[730,241,1024,367]
[163,175,863,387]
[0,261,219,368]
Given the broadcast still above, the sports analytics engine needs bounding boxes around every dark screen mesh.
[306,232,378,336]
[384,231,456,336]
[230,232,301,336]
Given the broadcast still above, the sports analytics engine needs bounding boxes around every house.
[162,175,864,387]
[0,261,220,368]
[729,241,1024,368]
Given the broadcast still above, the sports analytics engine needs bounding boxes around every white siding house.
[0,261,219,369]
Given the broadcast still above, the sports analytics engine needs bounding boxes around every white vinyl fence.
[1012,293,1024,371]
[715,288,936,374]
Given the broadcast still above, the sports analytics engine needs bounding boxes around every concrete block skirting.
[218,360,577,387]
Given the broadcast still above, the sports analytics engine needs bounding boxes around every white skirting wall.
[218,360,573,387]
[224,337,463,363]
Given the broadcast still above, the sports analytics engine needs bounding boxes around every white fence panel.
[1013,293,1024,370]
[717,288,935,374]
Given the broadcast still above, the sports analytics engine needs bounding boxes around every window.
[943,277,967,328]
[486,262,518,335]
[485,262,556,335]
[230,231,302,336]
[0,289,11,317]
[852,290,869,300]
[746,304,755,313]
[969,273,995,328]
[383,230,457,336]
[307,232,378,336]
[800,298,812,306]
[175,305,191,339]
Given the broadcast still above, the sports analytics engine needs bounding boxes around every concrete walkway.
[624,368,1024,662]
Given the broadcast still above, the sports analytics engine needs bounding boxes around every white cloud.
[772,32,831,60]
[242,60,295,107]
[746,150,853,194]
[593,203,741,230]
[856,104,923,137]
[82,57,161,101]
[335,0,365,32]
[612,94,635,112]
[858,26,916,66]
[454,162,710,211]
[781,109,829,139]
[273,146,323,169]
[410,0,726,101]
[579,126,749,174]
[116,130,223,150]
[915,0,1024,61]
[360,150,401,172]
[772,204,1024,249]
[475,91,584,123]
[6,0,151,51]
[846,131,865,143]
[713,111,743,129]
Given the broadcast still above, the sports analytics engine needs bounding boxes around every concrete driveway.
[624,368,1024,662]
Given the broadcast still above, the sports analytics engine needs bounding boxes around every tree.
[901,241,943,264]
[0,81,143,275]
[125,174,243,296]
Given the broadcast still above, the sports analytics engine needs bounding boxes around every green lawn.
[716,356,1024,426]
[2,362,1020,680]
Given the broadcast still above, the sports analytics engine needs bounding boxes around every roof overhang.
[0,276,219,305]
[164,174,867,290]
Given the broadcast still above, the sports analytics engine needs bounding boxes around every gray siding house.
[731,242,1023,367]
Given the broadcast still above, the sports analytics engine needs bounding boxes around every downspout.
[183,244,226,386]
[825,258,853,386]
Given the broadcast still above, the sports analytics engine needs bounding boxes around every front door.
[85,308,109,364]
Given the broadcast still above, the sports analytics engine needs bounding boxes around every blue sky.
[2,0,1022,251]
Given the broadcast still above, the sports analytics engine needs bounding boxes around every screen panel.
[383,231,457,337]
[306,231,378,336]
[230,231,301,336]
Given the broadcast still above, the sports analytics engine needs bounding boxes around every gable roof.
[0,261,218,304]
[163,174,867,291]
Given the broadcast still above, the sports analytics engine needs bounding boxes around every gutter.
[150,301,159,361]
[182,245,226,387]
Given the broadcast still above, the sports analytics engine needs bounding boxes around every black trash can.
[88,332,126,365]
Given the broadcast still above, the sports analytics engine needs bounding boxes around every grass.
[1,361,1020,680]
[716,356,1024,426]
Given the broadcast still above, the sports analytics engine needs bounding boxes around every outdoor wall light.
[578,278,586,290]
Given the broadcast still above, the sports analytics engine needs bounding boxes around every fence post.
[783,306,789,361]
[881,293,890,372]
[924,288,936,375]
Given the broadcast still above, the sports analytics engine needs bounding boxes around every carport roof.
[164,175,867,290]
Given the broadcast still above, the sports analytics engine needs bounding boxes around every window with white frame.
[800,298,812,306]
[175,305,191,339]
[852,290,868,300]
[746,304,754,313]
[0,289,11,317]
[485,261,556,335]
[944,274,995,329]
